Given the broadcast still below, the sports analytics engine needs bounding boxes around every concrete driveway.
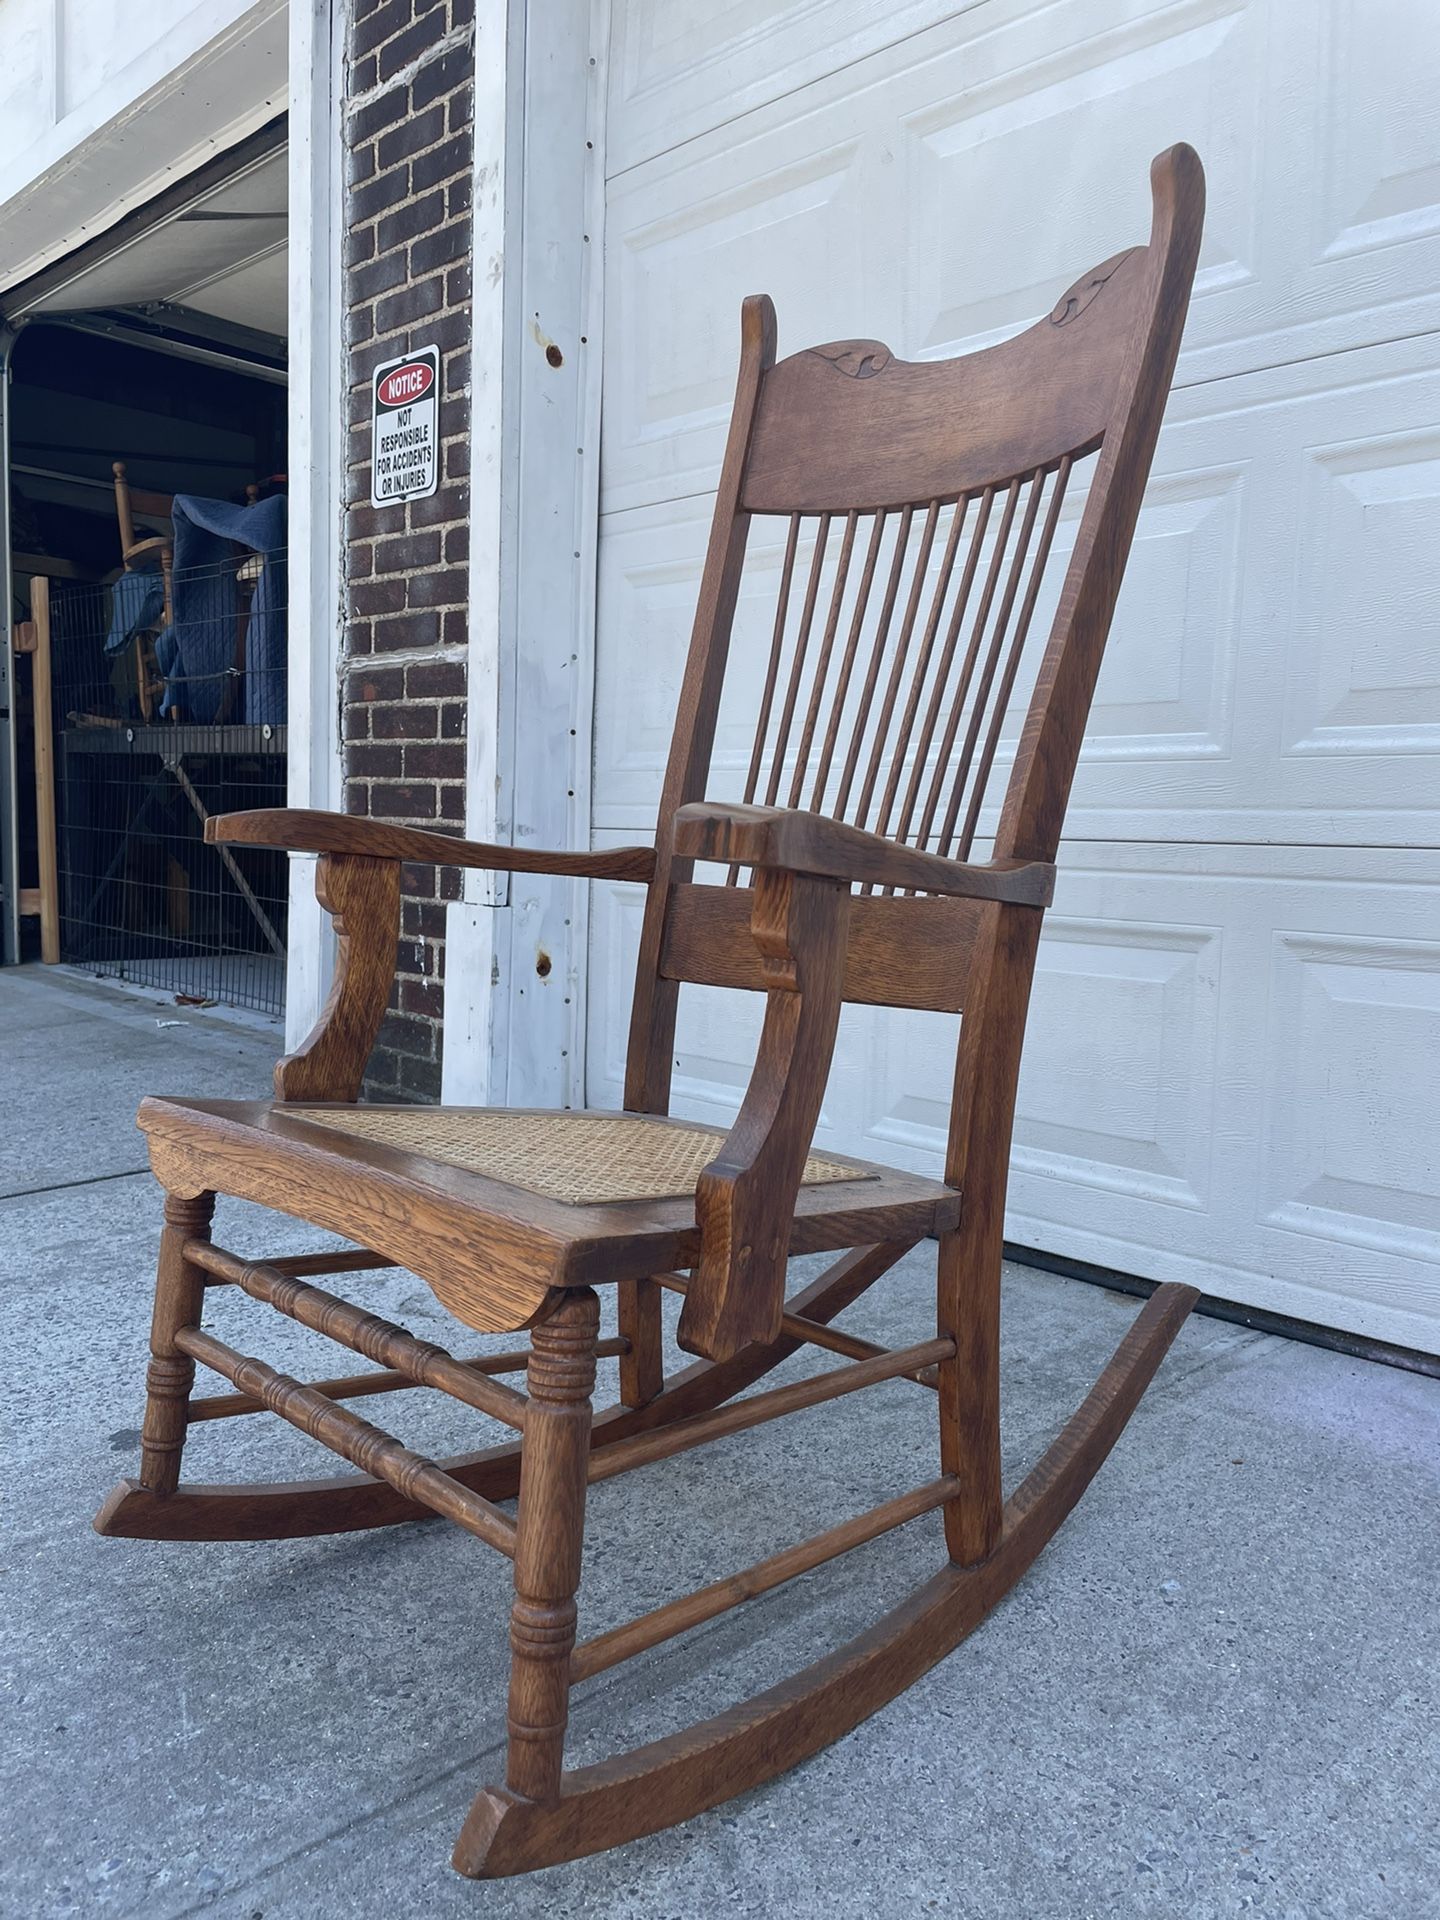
[3,965,1436,1919]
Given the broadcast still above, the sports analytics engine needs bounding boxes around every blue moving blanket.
[167,493,288,724]
[104,568,165,657]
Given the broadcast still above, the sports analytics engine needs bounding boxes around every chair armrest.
[207,808,656,884]
[673,801,1054,906]
[240,812,652,1102]
[673,802,1051,1362]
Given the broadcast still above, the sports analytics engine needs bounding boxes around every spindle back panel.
[624,148,1204,1113]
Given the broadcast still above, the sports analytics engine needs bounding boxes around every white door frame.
[284,0,347,1046]
[444,0,606,1107]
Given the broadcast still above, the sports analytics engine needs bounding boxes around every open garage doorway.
[2,124,290,1016]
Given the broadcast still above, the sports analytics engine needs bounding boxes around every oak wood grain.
[506,1292,599,1800]
[138,1098,959,1333]
[683,868,851,1359]
[673,801,1055,904]
[455,1284,1199,1876]
[273,854,400,1103]
[94,1243,915,1542]
[207,807,656,882]
[623,292,778,1118]
[186,1336,631,1422]
[660,883,980,1013]
[587,1338,954,1487]
[177,1326,519,1554]
[740,248,1142,514]
[137,1190,214,1496]
[195,1243,530,1430]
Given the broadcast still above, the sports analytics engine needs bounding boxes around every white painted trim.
[569,0,611,1111]
[283,0,347,1049]
[444,0,518,1108]
[445,0,604,1110]
[462,0,518,898]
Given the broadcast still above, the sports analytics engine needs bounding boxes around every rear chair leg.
[505,1288,600,1803]
[138,1190,216,1496]
[936,1223,1002,1568]
[617,1276,664,1408]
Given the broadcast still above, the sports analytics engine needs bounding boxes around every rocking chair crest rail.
[97,144,1207,1879]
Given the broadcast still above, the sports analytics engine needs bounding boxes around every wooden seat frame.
[96,148,1205,1877]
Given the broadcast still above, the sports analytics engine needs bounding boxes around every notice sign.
[370,345,440,508]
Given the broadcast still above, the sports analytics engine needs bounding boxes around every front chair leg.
[505,1288,600,1803]
[138,1189,216,1496]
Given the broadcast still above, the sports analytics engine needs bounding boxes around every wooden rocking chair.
[97,147,1204,1877]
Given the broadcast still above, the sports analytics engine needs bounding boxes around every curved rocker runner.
[96,147,1206,1878]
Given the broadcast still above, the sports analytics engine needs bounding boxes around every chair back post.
[112,461,138,553]
[623,294,777,1115]
[994,144,1205,870]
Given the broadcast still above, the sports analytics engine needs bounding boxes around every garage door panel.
[901,0,1259,358]
[1313,0,1440,268]
[586,876,645,1106]
[605,0,1263,514]
[1014,916,1220,1211]
[592,502,705,822]
[1262,932,1440,1261]
[606,0,1440,517]
[606,143,866,509]
[1005,846,1440,1351]
[1069,338,1440,843]
[607,0,989,179]
[1083,461,1243,760]
[1283,427,1440,756]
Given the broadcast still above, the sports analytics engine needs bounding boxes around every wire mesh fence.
[48,551,288,1015]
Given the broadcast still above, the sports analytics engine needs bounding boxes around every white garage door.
[587,0,1440,1354]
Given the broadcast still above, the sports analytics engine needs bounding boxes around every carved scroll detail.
[1049,248,1137,327]
[812,341,893,379]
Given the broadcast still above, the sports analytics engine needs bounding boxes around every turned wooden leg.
[138,1190,216,1496]
[506,1288,599,1803]
[617,1276,664,1408]
[936,1224,1002,1568]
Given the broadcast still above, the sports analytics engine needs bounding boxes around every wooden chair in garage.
[112,464,264,720]
[96,147,1204,1877]
[112,460,176,721]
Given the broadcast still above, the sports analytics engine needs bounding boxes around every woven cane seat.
[294,1107,867,1206]
[137,1096,956,1327]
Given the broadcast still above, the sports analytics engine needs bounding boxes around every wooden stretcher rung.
[188,1242,528,1431]
[587,1336,955,1486]
[188,1243,398,1287]
[175,1326,518,1555]
[653,1270,940,1386]
[187,1335,633,1423]
[570,1472,958,1682]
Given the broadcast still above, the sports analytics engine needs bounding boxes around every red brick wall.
[343,0,473,1099]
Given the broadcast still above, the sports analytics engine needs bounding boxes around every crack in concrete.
[0,1166,150,1203]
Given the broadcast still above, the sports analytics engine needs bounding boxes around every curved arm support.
[275,853,402,1102]
[680,868,850,1363]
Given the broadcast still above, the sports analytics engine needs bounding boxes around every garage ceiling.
[4,141,287,342]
